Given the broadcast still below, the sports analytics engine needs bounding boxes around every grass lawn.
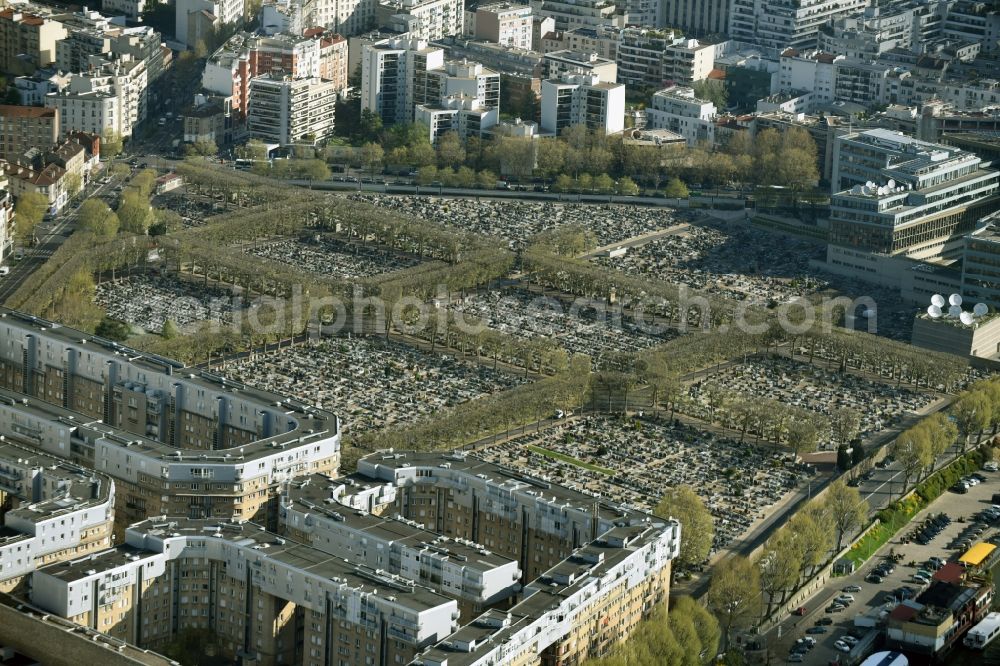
[526,444,615,475]
[847,501,922,567]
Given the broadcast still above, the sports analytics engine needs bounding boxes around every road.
[0,175,121,304]
[769,463,1000,665]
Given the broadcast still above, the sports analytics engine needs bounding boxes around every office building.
[961,223,1000,309]
[828,129,1000,267]
[0,8,68,74]
[540,71,624,135]
[0,106,59,161]
[247,75,337,145]
[645,84,716,146]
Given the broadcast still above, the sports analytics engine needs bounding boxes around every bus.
[964,611,1000,649]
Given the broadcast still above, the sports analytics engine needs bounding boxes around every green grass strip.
[526,444,616,475]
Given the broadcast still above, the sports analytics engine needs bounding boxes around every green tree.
[14,191,48,246]
[757,529,802,613]
[161,319,179,339]
[95,317,131,341]
[654,486,714,568]
[664,177,689,199]
[416,165,438,186]
[617,176,639,196]
[693,79,728,109]
[476,169,496,189]
[436,132,466,168]
[408,141,436,168]
[824,480,869,550]
[831,407,861,446]
[553,173,575,193]
[130,169,158,198]
[117,191,154,235]
[786,419,818,461]
[707,556,762,647]
[358,109,383,142]
[296,159,330,181]
[593,173,615,194]
[535,138,567,179]
[360,142,384,178]
[185,139,218,157]
[894,428,931,485]
[101,130,124,159]
[64,172,83,198]
[78,199,120,238]
[954,391,992,450]
[672,596,720,664]
[836,444,852,471]
[150,208,182,236]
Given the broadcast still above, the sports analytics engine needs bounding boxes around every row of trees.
[707,479,869,636]
[582,598,721,666]
[892,411,960,486]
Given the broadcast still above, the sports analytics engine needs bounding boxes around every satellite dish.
[948,305,962,318]
[974,303,989,317]
[960,312,975,326]
[928,305,942,318]
[931,294,945,307]
[949,293,963,306]
[887,178,896,189]
[851,184,862,195]
[866,180,875,189]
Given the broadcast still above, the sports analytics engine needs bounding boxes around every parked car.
[842,635,859,647]
[806,626,828,634]
[866,573,884,584]
[788,655,804,663]
[834,640,852,653]
[842,585,862,593]
[836,594,855,604]
[815,617,834,626]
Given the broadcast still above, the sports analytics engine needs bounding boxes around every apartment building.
[247,75,337,145]
[357,450,680,666]
[415,95,499,141]
[310,0,375,36]
[828,129,1000,265]
[0,309,341,533]
[282,473,521,616]
[540,71,624,135]
[0,8,67,75]
[816,2,952,60]
[174,0,245,47]
[24,446,677,666]
[0,106,59,162]
[0,179,9,263]
[543,49,616,81]
[661,0,730,36]
[645,85,716,146]
[32,517,459,663]
[616,30,714,89]
[376,0,463,41]
[528,0,623,32]
[728,0,868,52]
[46,56,147,138]
[542,25,618,59]
[0,441,115,594]
[473,2,532,50]
[2,161,69,214]
[314,31,350,92]
[360,37,446,124]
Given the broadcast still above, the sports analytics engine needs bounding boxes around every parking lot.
[774,464,1000,664]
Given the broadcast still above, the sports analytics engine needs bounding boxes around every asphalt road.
[0,175,120,304]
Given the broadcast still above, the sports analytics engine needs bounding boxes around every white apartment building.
[416,95,499,142]
[247,75,336,145]
[360,37,445,123]
[529,0,624,31]
[540,71,624,135]
[544,49,617,82]
[311,0,375,36]
[473,2,532,49]
[175,0,245,47]
[45,57,146,138]
[376,0,463,40]
[101,0,160,19]
[729,0,868,52]
[646,84,716,146]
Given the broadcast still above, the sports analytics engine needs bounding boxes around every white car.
[842,635,859,646]
[836,594,855,604]
[834,640,851,653]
